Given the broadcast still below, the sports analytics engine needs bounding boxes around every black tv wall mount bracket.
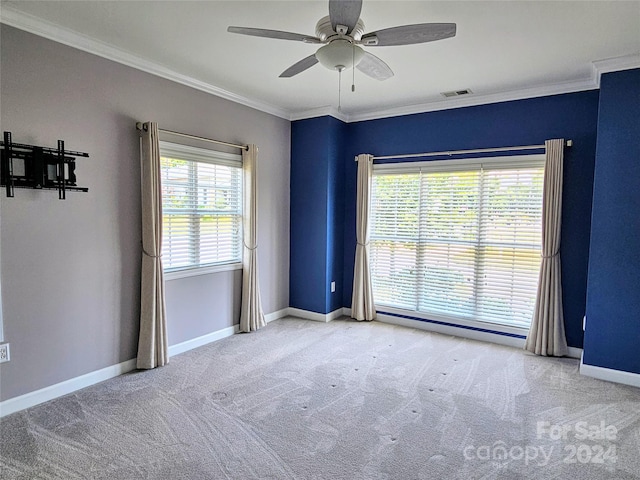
[0,131,89,199]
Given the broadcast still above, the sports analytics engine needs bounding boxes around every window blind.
[160,142,242,272]
[370,156,544,329]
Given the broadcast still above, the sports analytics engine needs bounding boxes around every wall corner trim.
[287,307,345,323]
[580,357,640,388]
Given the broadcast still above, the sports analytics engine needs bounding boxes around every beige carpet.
[1,317,639,479]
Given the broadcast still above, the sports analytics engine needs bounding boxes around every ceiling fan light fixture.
[315,40,364,71]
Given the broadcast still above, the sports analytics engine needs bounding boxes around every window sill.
[164,262,243,281]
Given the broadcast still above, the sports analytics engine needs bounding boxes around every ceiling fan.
[228,0,456,81]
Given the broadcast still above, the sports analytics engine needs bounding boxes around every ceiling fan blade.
[356,51,393,81]
[329,0,363,34]
[228,26,322,44]
[361,23,456,46]
[280,55,319,78]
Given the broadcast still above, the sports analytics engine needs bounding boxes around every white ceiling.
[2,0,640,121]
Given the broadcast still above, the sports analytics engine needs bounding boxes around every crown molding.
[592,53,640,87]
[293,77,598,123]
[290,105,348,123]
[291,55,640,123]
[0,5,290,120]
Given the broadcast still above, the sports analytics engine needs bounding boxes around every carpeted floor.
[1,317,639,479]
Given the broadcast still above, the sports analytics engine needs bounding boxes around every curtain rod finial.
[566,139,573,147]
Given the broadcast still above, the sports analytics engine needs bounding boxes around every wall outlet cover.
[0,343,10,363]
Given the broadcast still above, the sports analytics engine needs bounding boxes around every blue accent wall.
[583,69,640,374]
[326,117,346,313]
[291,90,600,347]
[290,116,346,314]
[290,117,330,313]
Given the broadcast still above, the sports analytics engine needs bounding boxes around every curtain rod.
[369,140,573,161]
[136,122,248,151]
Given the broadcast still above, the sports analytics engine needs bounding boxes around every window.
[160,141,242,276]
[370,155,544,330]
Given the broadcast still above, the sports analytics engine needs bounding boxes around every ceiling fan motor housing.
[315,15,365,41]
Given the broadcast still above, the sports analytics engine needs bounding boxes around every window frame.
[370,154,545,336]
[159,141,243,281]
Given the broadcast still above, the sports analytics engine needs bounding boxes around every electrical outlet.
[331,281,336,293]
[0,343,9,363]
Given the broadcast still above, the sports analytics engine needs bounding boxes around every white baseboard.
[375,311,527,349]
[346,308,583,359]
[326,307,346,322]
[0,358,137,418]
[566,347,583,360]
[345,306,526,348]
[168,324,239,357]
[264,308,289,323]
[0,320,255,418]
[287,307,345,323]
[580,357,640,388]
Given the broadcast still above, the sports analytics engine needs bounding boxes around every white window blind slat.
[371,156,544,329]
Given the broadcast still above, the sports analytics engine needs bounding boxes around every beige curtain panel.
[137,122,169,369]
[351,154,376,321]
[240,144,266,332]
[525,139,568,356]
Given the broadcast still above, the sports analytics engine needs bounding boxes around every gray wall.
[0,25,290,401]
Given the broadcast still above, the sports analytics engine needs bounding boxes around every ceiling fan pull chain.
[338,68,342,112]
[352,43,356,92]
